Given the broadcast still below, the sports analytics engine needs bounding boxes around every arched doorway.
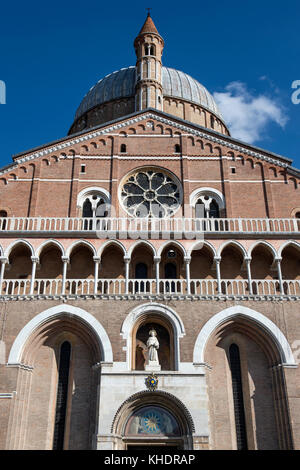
[112,391,194,450]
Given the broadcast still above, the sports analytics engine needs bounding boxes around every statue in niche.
[145,328,161,371]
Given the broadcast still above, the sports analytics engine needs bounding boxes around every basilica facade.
[0,14,299,450]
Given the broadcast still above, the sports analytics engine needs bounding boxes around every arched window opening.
[209,200,220,218]
[211,116,215,129]
[120,143,127,153]
[82,194,108,229]
[82,199,93,218]
[195,196,220,225]
[0,210,7,230]
[229,344,248,450]
[53,341,71,450]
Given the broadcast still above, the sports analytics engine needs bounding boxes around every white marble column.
[124,257,130,295]
[0,257,8,294]
[276,257,284,295]
[30,257,39,295]
[154,256,160,294]
[93,257,101,295]
[185,256,191,295]
[214,257,222,294]
[245,257,253,295]
[61,256,69,295]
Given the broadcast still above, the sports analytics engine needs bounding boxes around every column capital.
[93,256,101,263]
[275,257,282,263]
[0,257,8,264]
[154,256,161,263]
[214,256,221,263]
[31,256,39,263]
[124,256,131,263]
[184,256,192,264]
[61,256,70,263]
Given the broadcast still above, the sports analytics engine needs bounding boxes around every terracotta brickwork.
[0,14,299,451]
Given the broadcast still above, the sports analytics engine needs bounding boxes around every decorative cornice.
[1,111,298,178]
[0,293,299,302]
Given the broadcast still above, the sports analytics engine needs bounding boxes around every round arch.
[278,240,300,258]
[111,390,195,449]
[7,304,113,364]
[66,240,97,258]
[248,241,278,259]
[193,306,296,366]
[77,186,111,208]
[128,240,157,259]
[5,239,35,258]
[36,239,66,258]
[121,303,185,370]
[217,240,247,259]
[157,240,187,258]
[189,187,225,209]
[187,240,217,258]
[98,240,127,258]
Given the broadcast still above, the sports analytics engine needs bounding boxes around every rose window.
[120,169,181,217]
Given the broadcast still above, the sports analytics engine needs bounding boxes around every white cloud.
[213,81,288,144]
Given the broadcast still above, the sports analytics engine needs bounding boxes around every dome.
[74,66,223,122]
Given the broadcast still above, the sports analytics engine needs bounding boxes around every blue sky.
[0,0,299,169]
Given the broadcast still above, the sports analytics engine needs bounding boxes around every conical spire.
[138,11,159,35]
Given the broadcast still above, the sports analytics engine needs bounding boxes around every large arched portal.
[6,305,112,450]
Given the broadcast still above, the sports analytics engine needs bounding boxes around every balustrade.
[1,278,299,297]
[0,217,299,236]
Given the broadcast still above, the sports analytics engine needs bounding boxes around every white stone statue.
[145,328,161,371]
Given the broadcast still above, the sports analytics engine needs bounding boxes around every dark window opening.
[164,262,177,293]
[120,144,127,153]
[53,341,71,450]
[174,144,181,153]
[229,344,248,450]
[0,210,7,230]
[135,262,148,292]
[209,200,220,218]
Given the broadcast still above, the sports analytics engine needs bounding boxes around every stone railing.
[1,278,299,298]
[0,217,299,238]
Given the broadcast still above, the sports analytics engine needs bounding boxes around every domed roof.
[74,66,222,122]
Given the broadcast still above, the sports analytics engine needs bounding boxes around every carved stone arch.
[111,390,195,449]
[36,239,66,259]
[5,239,35,258]
[278,240,300,258]
[8,304,113,365]
[121,303,185,371]
[197,306,295,450]
[193,305,296,366]
[189,187,225,211]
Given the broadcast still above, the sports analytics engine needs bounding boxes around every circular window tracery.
[120,169,182,218]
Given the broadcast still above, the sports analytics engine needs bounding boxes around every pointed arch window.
[53,341,71,450]
[229,344,248,450]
